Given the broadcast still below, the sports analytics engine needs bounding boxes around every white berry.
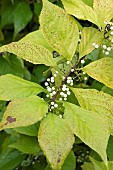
[111,26,113,30]
[52,91,56,95]
[84,77,88,80]
[105,51,109,55]
[54,103,58,108]
[54,74,57,77]
[102,45,107,49]
[71,68,74,72]
[47,87,52,92]
[59,98,62,101]
[81,59,85,64]
[107,47,111,51]
[111,31,113,35]
[67,91,71,95]
[64,97,67,101]
[51,102,54,105]
[95,44,99,48]
[67,61,70,64]
[45,82,49,86]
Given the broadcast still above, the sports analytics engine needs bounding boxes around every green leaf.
[82,162,95,170]
[101,86,113,96]
[0,95,48,130]
[63,102,109,164]
[61,150,76,170]
[79,27,103,59]
[1,0,14,28]
[82,0,93,7]
[90,157,107,170]
[83,57,113,88]
[61,0,100,28]
[0,54,24,77]
[34,2,42,17]
[19,30,53,52]
[71,88,113,135]
[0,74,46,101]
[0,41,56,67]
[93,0,113,28]
[10,134,40,154]
[38,113,74,170]
[0,150,26,170]
[107,136,113,161]
[13,0,32,37]
[14,123,39,137]
[40,0,79,61]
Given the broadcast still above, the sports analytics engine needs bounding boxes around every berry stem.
[51,59,81,103]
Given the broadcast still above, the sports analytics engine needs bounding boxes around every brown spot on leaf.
[57,159,60,163]
[6,116,16,123]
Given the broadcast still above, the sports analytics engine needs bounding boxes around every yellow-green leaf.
[71,88,113,135]
[93,0,113,28]
[0,41,56,67]
[79,27,103,59]
[0,74,46,101]
[19,30,53,52]
[83,57,113,88]
[0,95,48,131]
[61,0,100,28]
[40,0,79,61]
[64,102,109,164]
[38,113,74,170]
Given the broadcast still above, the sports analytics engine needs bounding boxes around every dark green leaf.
[10,134,40,154]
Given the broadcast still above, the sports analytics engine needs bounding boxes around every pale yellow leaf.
[40,0,79,61]
[64,102,109,164]
[0,96,48,131]
[38,113,74,170]
[83,57,113,88]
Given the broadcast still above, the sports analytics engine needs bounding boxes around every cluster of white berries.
[59,84,71,101]
[50,101,58,110]
[77,150,90,163]
[45,71,58,98]
[102,44,112,55]
[92,43,99,49]
[44,69,72,111]
[66,76,73,86]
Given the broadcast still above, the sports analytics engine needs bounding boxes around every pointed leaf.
[38,113,74,170]
[10,135,40,154]
[64,102,109,164]
[0,95,48,130]
[40,0,79,61]
[0,74,46,101]
[79,27,103,59]
[0,41,56,67]
[45,150,76,170]
[93,0,113,28]
[61,0,100,28]
[82,0,93,7]
[83,57,113,88]
[71,88,113,135]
